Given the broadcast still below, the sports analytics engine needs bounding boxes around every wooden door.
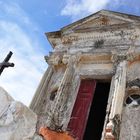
[68,79,96,140]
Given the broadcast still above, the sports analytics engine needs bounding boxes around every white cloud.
[0,2,47,106]
[61,0,140,21]
[61,0,110,20]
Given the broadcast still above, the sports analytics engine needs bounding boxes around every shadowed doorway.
[83,82,110,140]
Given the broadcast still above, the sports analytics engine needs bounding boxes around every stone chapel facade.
[30,10,140,140]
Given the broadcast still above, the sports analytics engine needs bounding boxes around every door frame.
[66,73,114,140]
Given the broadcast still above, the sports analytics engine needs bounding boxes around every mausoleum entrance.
[83,82,110,140]
[68,79,111,140]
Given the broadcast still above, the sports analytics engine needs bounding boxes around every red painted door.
[68,79,96,140]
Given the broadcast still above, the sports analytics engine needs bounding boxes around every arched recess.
[49,87,58,101]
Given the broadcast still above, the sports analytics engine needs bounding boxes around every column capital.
[44,52,82,66]
[111,52,126,63]
[111,47,138,64]
[62,52,82,66]
[45,54,62,66]
[111,48,138,74]
[62,54,70,65]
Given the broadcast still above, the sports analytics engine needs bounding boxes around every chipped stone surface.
[0,87,37,140]
[127,62,140,81]
[119,106,140,140]
[0,87,14,117]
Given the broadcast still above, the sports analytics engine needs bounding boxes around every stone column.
[110,60,127,119]
[104,60,127,140]
[30,66,53,113]
[48,55,77,131]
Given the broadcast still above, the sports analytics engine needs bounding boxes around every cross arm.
[3,51,13,62]
[0,51,15,75]
[0,62,14,67]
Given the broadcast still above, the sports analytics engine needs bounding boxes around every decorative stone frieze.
[50,27,140,49]
[61,36,78,44]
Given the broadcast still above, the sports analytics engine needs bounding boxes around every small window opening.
[125,94,140,106]
[50,90,57,101]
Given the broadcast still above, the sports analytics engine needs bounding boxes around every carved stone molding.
[111,53,127,63]
[45,55,62,66]
[59,28,140,46]
[111,48,138,73]
[105,114,121,140]
[61,36,78,44]
[104,120,115,140]
[62,55,70,65]
[44,52,82,67]
[111,51,126,74]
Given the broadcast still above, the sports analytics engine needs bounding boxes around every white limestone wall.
[0,87,42,140]
[119,106,140,140]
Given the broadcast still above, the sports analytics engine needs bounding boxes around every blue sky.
[0,0,140,106]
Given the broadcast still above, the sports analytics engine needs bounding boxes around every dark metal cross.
[0,51,15,75]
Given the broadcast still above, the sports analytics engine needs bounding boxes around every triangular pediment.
[73,16,128,31]
[46,10,140,48]
[61,10,140,34]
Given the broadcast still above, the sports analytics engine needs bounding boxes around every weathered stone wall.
[119,61,140,140]
[119,106,140,140]
[36,66,65,129]
[127,61,140,81]
[43,67,65,112]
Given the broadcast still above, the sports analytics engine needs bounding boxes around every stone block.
[0,87,37,140]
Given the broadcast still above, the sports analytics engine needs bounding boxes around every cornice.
[44,45,140,68]
[46,23,140,49]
